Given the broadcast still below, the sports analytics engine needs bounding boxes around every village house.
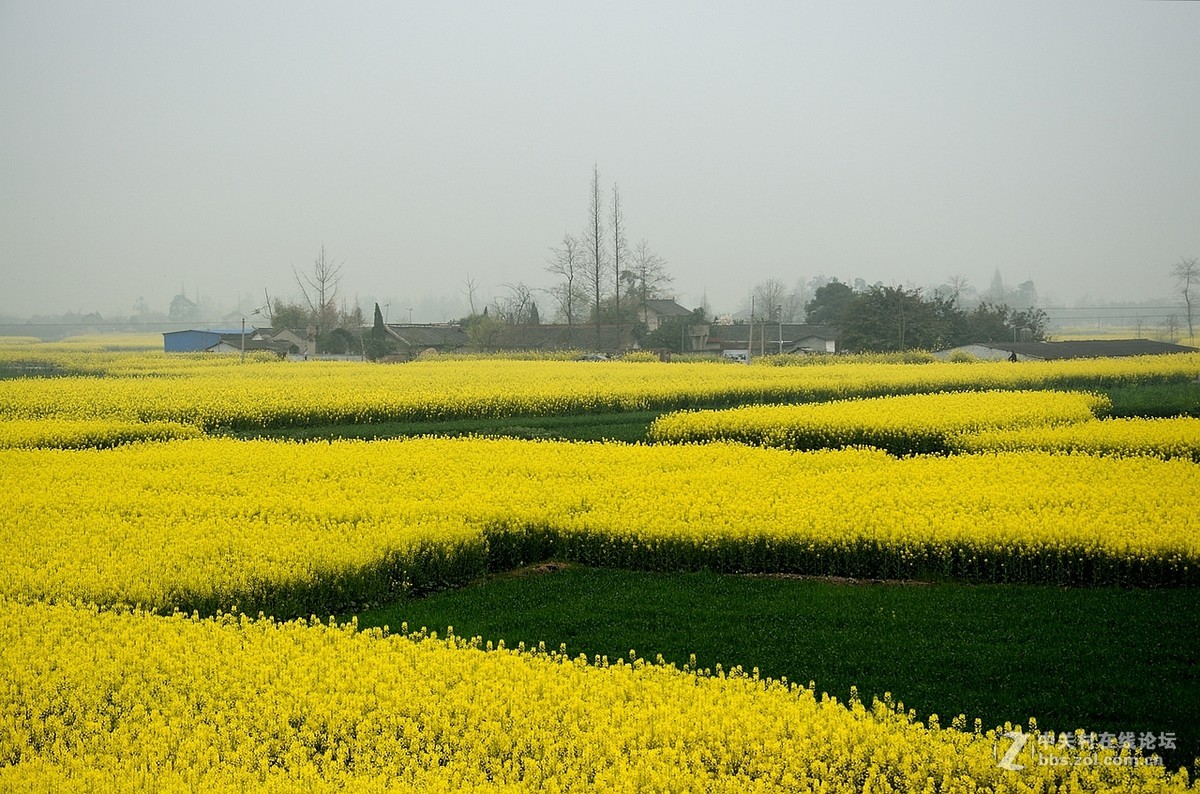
[640,299,695,332]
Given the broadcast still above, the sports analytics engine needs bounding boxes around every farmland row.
[9,390,1200,458]
[647,390,1109,454]
[647,390,1200,460]
[947,416,1200,460]
[1,354,1198,430]
[3,437,1196,620]
[0,598,1186,793]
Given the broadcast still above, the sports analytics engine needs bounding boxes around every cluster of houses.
[164,298,1197,362]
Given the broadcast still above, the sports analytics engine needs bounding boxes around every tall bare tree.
[583,164,608,350]
[546,233,585,338]
[1172,257,1198,341]
[462,273,480,317]
[610,182,629,328]
[630,239,671,324]
[294,244,343,350]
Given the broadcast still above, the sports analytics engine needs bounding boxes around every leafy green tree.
[1008,307,1048,341]
[962,302,1011,342]
[839,286,915,352]
[462,311,506,352]
[840,289,1047,352]
[643,308,707,353]
[320,327,359,355]
[803,280,855,326]
[270,300,311,331]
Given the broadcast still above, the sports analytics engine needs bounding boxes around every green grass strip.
[356,564,1200,769]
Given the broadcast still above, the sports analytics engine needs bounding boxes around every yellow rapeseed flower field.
[0,599,1187,793]
[1,352,1197,429]
[2,438,1196,618]
[948,417,1200,461]
[647,390,1110,453]
[0,418,203,449]
[1,344,1197,790]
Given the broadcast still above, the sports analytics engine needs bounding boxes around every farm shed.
[163,329,289,356]
[163,329,228,352]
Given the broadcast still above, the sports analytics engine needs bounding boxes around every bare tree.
[1160,314,1181,343]
[610,182,629,328]
[946,273,971,309]
[747,279,794,354]
[583,164,608,349]
[751,279,789,322]
[630,239,671,324]
[462,273,480,317]
[1172,257,1198,341]
[493,282,536,324]
[294,244,343,350]
[261,288,275,327]
[546,233,585,337]
[781,279,810,323]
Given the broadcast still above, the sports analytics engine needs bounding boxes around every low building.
[703,323,840,356]
[640,299,694,332]
[252,328,308,355]
[380,324,471,360]
[164,329,228,352]
[163,329,289,357]
[476,324,638,355]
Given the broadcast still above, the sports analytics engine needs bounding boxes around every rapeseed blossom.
[648,390,1109,453]
[1,350,1196,430]
[2,341,1196,790]
[3,438,1195,617]
[948,417,1200,461]
[0,600,1187,792]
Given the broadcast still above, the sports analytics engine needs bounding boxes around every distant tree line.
[805,280,1048,353]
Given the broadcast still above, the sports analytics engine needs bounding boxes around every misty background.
[2,1,1197,327]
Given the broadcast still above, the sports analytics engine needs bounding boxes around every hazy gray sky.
[2,1,1197,321]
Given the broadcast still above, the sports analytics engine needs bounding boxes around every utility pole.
[747,297,754,364]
